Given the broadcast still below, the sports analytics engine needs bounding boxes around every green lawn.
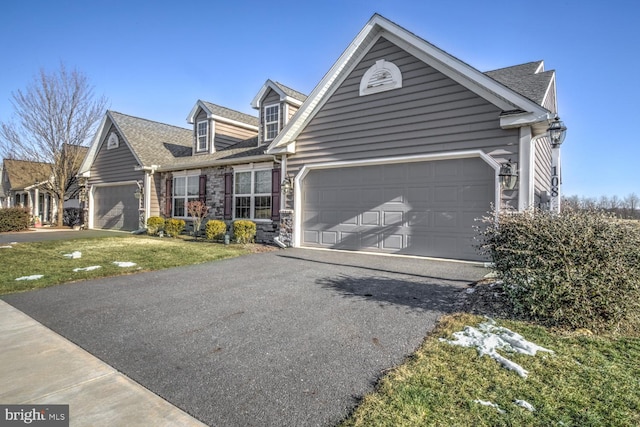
[342,313,640,427]
[0,235,253,294]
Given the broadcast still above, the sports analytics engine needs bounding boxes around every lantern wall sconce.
[547,117,567,148]
[499,160,519,190]
[281,175,294,195]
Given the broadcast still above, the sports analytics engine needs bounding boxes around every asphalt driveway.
[2,248,486,426]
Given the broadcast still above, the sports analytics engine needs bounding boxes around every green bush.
[164,218,185,238]
[0,207,31,232]
[232,220,256,244]
[146,216,165,236]
[477,208,640,334]
[205,220,227,241]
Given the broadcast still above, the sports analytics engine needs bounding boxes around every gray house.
[79,14,563,261]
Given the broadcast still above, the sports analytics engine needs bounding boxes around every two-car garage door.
[301,157,495,261]
[93,184,140,231]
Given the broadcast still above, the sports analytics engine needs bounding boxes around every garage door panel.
[301,158,494,261]
[93,184,139,231]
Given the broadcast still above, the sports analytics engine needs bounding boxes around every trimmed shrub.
[164,218,185,238]
[477,208,640,334]
[232,220,256,244]
[205,220,227,241]
[146,216,165,236]
[0,207,31,232]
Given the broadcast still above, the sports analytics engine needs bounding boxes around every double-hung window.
[173,175,199,217]
[264,104,279,141]
[234,169,271,220]
[196,121,208,152]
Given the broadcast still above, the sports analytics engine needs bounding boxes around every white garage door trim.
[88,181,140,230]
[293,150,501,249]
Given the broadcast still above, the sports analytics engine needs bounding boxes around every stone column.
[279,209,294,247]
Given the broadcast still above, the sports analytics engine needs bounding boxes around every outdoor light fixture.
[281,175,294,195]
[499,159,519,190]
[547,117,567,148]
[134,188,142,199]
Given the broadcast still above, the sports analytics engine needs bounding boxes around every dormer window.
[264,104,280,141]
[196,120,208,152]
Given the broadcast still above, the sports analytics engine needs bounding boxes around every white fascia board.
[210,115,259,131]
[78,114,109,175]
[270,14,551,151]
[500,111,551,128]
[154,154,273,173]
[267,19,378,151]
[186,100,209,124]
[540,72,557,112]
[266,141,296,154]
[251,80,284,109]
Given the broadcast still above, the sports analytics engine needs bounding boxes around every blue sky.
[0,0,637,199]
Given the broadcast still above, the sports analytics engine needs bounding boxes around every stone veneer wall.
[159,168,279,244]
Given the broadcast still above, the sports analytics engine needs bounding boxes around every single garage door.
[301,157,494,261]
[93,184,140,231]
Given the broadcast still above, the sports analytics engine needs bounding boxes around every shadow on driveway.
[1,248,485,427]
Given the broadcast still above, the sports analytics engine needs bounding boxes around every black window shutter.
[165,178,172,217]
[224,172,233,220]
[199,175,207,203]
[271,168,281,221]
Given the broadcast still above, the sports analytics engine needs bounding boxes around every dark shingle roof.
[3,159,52,190]
[200,101,259,127]
[109,111,193,167]
[273,82,308,103]
[484,61,553,106]
[109,111,268,170]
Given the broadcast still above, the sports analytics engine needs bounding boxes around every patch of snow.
[63,251,82,259]
[0,245,12,249]
[113,261,136,268]
[473,399,505,414]
[440,319,553,378]
[464,287,476,294]
[15,275,44,281]
[10,241,17,245]
[514,399,535,412]
[73,266,102,272]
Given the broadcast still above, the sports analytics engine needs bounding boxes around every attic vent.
[107,132,119,150]
[359,59,402,96]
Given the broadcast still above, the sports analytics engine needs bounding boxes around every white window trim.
[172,173,201,219]
[232,167,272,222]
[196,120,208,153]
[263,103,280,142]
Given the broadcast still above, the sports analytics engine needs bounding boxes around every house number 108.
[550,166,559,197]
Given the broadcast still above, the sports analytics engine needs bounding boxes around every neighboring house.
[1,159,57,223]
[79,14,564,261]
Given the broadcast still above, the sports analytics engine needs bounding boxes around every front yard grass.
[0,235,253,295]
[342,313,640,427]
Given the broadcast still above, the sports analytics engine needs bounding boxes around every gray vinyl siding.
[534,135,552,205]
[287,103,299,122]
[288,37,519,173]
[214,122,257,150]
[89,125,143,184]
[149,173,161,217]
[542,80,557,114]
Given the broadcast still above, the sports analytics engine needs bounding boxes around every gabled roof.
[187,100,259,129]
[251,79,307,109]
[80,110,271,174]
[3,159,52,190]
[267,14,554,152]
[79,111,193,174]
[485,61,555,106]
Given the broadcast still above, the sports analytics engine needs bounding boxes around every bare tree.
[624,193,639,219]
[0,64,107,226]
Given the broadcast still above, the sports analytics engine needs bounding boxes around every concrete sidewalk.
[0,300,207,426]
